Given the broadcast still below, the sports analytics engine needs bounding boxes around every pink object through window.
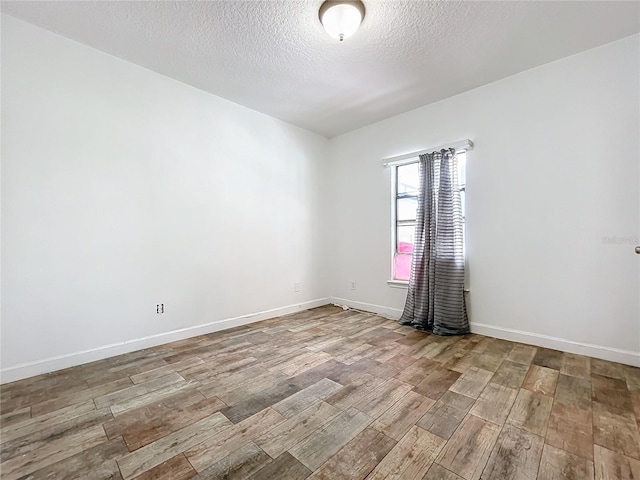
[398,241,413,254]
[394,241,413,281]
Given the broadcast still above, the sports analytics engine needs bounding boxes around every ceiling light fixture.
[319,1,365,42]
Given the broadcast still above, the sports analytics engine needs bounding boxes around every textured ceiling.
[2,1,639,138]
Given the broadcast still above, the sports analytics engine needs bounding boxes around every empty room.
[1,1,639,479]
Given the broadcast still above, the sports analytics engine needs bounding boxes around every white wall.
[328,34,640,366]
[1,15,330,382]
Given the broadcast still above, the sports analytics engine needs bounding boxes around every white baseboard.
[329,297,639,367]
[0,298,331,384]
[330,297,403,320]
[4,296,637,383]
[470,322,639,367]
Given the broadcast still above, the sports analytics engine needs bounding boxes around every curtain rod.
[382,139,474,167]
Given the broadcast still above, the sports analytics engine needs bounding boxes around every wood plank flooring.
[2,305,640,479]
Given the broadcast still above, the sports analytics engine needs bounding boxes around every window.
[391,151,466,282]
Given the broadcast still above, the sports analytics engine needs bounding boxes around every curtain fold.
[399,148,469,335]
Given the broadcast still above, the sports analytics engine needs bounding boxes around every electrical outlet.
[350,281,356,290]
[156,304,164,314]
[294,282,300,293]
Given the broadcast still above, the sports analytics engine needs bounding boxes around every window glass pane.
[397,197,417,221]
[394,253,412,281]
[460,189,465,219]
[397,225,415,253]
[397,163,419,195]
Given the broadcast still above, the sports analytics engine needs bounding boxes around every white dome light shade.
[319,1,365,42]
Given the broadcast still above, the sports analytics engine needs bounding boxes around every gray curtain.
[399,148,469,335]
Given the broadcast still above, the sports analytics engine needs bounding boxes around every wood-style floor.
[1,306,639,480]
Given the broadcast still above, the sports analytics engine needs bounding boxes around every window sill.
[387,280,409,289]
[387,279,471,294]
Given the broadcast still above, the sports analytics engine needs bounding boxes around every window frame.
[388,148,468,288]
